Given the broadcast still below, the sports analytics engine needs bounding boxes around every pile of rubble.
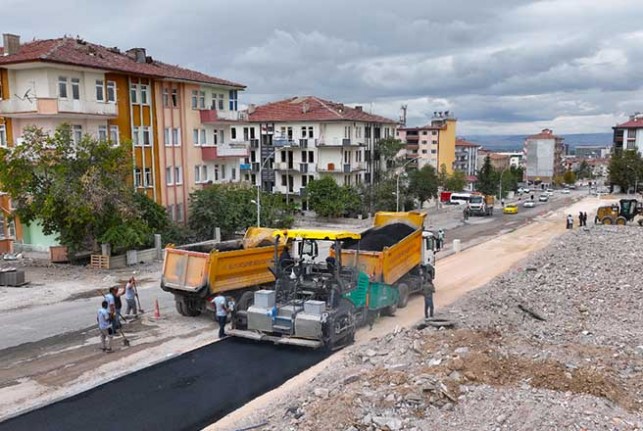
[226,226,643,431]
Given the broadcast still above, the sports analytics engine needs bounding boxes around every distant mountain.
[464,133,613,152]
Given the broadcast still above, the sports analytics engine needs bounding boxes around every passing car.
[503,203,519,214]
[561,188,571,194]
[523,200,536,208]
[538,195,549,202]
[545,189,554,196]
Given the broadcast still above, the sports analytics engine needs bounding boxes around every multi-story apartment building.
[238,96,397,210]
[454,138,479,175]
[497,152,524,168]
[0,34,245,248]
[574,145,610,159]
[612,113,643,153]
[523,129,565,185]
[397,111,457,173]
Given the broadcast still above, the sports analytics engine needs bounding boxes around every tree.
[306,176,354,218]
[408,165,439,208]
[445,170,467,192]
[476,156,498,196]
[437,164,449,189]
[563,170,577,185]
[575,160,592,179]
[374,137,405,180]
[0,125,139,254]
[608,150,643,192]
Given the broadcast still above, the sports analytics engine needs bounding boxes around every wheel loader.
[594,199,643,225]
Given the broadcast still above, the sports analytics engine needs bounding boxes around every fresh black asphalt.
[0,338,329,431]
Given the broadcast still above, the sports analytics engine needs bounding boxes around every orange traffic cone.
[154,298,160,319]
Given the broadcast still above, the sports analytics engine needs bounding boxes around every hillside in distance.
[463,133,612,152]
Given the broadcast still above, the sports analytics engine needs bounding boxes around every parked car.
[503,203,519,214]
[523,200,536,208]
[561,188,571,194]
[545,189,554,196]
[538,195,549,202]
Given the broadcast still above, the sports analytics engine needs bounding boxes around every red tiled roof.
[488,153,509,160]
[455,138,480,148]
[247,96,396,123]
[614,118,643,129]
[0,37,245,88]
[525,128,562,140]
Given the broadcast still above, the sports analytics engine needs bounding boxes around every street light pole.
[396,158,419,212]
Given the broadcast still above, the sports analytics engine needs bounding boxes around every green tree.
[408,165,439,208]
[306,176,350,218]
[608,150,643,192]
[575,160,592,179]
[445,170,467,192]
[563,170,577,185]
[0,125,138,255]
[437,164,449,189]
[476,156,498,196]
[374,137,405,180]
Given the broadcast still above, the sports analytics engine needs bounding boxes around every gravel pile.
[345,224,416,251]
[221,226,643,431]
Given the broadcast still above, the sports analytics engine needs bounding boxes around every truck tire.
[384,300,398,316]
[175,298,188,316]
[325,298,356,350]
[397,283,410,308]
[185,299,202,316]
[236,291,255,312]
[601,216,614,225]
[616,216,627,225]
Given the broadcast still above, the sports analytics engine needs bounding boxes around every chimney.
[126,48,147,63]
[302,101,309,113]
[2,34,20,56]
[248,104,256,114]
[355,105,363,112]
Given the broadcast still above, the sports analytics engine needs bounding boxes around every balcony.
[249,139,260,149]
[299,163,316,174]
[343,162,366,173]
[316,137,365,148]
[199,109,242,123]
[275,161,296,171]
[201,143,249,161]
[0,97,118,118]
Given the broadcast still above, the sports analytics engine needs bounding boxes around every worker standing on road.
[124,277,138,318]
[437,229,445,251]
[211,292,229,339]
[423,281,436,319]
[578,212,584,227]
[566,214,574,229]
[97,300,113,353]
[107,286,124,331]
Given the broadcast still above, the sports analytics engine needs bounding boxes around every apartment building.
[612,113,643,153]
[239,96,397,210]
[523,129,565,185]
[397,111,457,173]
[0,34,245,247]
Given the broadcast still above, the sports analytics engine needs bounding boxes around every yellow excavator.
[594,199,643,225]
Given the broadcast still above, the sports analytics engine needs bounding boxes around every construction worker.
[211,292,228,338]
[423,280,436,319]
[124,277,138,317]
[566,214,574,229]
[97,300,113,353]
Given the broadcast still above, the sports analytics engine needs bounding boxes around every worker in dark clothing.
[279,247,293,270]
[578,211,584,227]
[423,281,436,319]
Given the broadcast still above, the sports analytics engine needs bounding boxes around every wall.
[438,119,457,174]
[526,139,555,179]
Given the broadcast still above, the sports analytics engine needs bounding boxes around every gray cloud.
[1,0,643,133]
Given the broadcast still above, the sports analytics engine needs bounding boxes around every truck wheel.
[184,298,202,317]
[236,291,255,312]
[397,283,410,308]
[175,297,189,316]
[616,216,627,225]
[601,216,614,225]
[384,301,398,316]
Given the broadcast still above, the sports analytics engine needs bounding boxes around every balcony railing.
[201,142,249,161]
[316,137,365,147]
[0,97,118,118]
[199,109,242,123]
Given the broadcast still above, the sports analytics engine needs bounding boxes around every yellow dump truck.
[339,211,436,309]
[161,227,286,316]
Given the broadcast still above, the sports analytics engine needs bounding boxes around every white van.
[449,193,471,205]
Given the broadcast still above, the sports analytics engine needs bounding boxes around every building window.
[166,167,174,185]
[130,84,138,104]
[58,76,68,98]
[107,81,116,102]
[218,94,224,110]
[142,127,151,146]
[231,128,237,140]
[96,80,105,102]
[0,125,7,148]
[176,203,184,222]
[133,127,140,146]
[173,128,180,146]
[69,77,79,99]
[109,125,119,145]
[140,85,149,105]
[175,166,183,185]
[167,204,175,220]
[194,165,201,183]
[144,168,153,187]
[229,90,238,111]
[191,90,198,110]
[201,165,208,182]
[171,89,178,107]
[231,167,236,181]
[213,129,224,145]
[199,91,206,109]
[308,126,314,138]
[72,125,82,144]
[165,128,172,147]
[344,126,351,139]
[134,168,142,187]
[214,165,219,181]
[431,149,437,154]
[221,165,226,180]
[193,129,199,146]
[200,129,206,146]
[162,88,169,107]
[98,125,108,141]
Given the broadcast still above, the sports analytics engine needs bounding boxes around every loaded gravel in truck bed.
[344,223,416,251]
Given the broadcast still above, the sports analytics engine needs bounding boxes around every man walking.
[423,281,436,319]
[97,300,113,353]
[211,292,228,338]
[124,277,138,317]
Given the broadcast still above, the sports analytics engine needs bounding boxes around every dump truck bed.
[161,227,284,296]
[341,212,426,286]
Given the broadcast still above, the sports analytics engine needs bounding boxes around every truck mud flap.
[227,328,323,349]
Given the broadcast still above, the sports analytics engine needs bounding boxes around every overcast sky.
[3,0,643,135]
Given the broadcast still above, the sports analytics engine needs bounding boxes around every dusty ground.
[209,197,621,430]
